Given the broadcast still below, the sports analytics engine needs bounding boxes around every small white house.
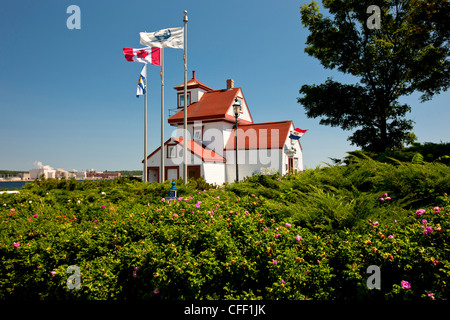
[143,72,305,184]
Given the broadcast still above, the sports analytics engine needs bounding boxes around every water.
[0,181,30,190]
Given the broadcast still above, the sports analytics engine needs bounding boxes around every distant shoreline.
[0,178,139,191]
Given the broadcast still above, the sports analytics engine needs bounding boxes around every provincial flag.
[289,128,307,140]
[123,47,161,65]
[136,64,146,97]
[140,27,184,49]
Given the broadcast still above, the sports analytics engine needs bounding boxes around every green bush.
[0,158,449,300]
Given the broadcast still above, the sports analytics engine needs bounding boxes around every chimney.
[226,79,234,89]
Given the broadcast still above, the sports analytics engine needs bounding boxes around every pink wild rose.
[416,209,426,216]
[401,280,411,289]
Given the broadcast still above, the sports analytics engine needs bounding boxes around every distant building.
[86,170,121,179]
[75,171,87,180]
[29,168,56,179]
[0,172,30,181]
[18,173,30,180]
[55,169,70,179]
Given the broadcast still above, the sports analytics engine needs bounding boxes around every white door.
[166,168,178,181]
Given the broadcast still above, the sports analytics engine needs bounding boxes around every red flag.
[123,47,161,65]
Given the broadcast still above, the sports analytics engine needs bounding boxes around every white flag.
[140,27,184,49]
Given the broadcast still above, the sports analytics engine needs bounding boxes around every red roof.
[143,137,226,163]
[173,71,213,92]
[224,121,294,150]
[168,87,253,124]
[173,137,226,162]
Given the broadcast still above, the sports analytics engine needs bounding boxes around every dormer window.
[178,92,190,108]
[173,71,213,109]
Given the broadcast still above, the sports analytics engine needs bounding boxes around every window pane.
[179,93,190,107]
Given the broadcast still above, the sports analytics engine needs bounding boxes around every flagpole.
[160,48,165,183]
[144,63,148,183]
[183,10,188,184]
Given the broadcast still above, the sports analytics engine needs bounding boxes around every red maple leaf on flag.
[136,50,149,59]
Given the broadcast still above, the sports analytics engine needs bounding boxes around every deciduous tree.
[298,0,449,152]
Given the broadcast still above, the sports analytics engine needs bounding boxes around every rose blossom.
[416,209,426,216]
[401,280,411,289]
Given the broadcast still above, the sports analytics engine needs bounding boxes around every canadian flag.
[123,47,161,65]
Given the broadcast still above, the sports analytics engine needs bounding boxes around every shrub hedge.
[0,157,449,300]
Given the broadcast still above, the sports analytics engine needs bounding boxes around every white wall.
[224,149,283,182]
[225,89,252,122]
[189,88,206,104]
[203,163,225,185]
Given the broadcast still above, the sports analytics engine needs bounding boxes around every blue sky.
[0,0,448,172]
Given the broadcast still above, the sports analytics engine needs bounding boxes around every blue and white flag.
[140,27,184,49]
[136,64,146,97]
